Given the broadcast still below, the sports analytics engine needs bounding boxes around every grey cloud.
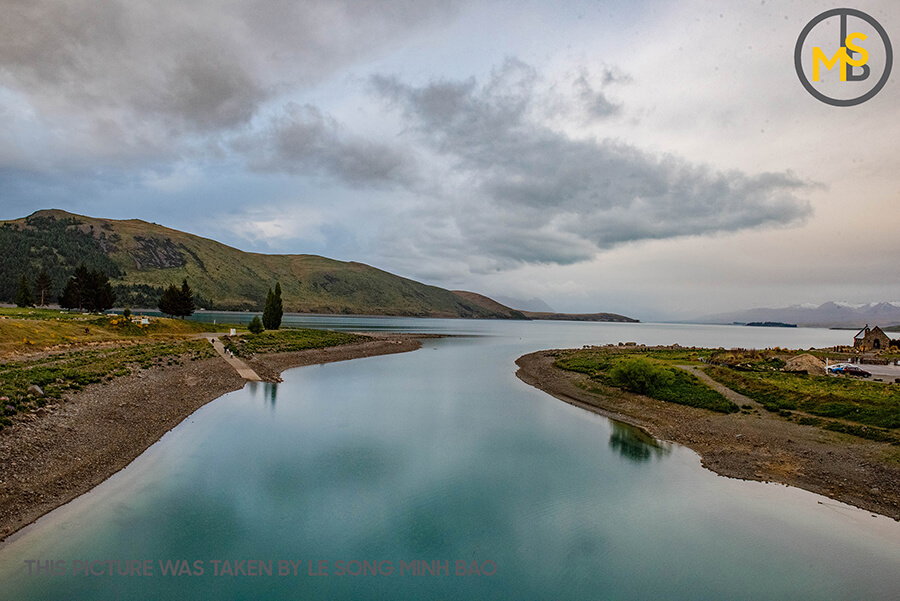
[370,59,812,269]
[0,0,462,150]
[240,103,413,187]
[573,68,624,118]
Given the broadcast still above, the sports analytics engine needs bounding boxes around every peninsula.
[517,345,900,520]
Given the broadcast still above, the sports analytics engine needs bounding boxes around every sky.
[0,0,897,320]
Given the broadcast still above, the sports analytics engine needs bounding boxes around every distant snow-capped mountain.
[695,302,900,328]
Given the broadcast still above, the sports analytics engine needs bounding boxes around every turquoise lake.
[1,319,899,599]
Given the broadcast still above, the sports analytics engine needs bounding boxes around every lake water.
[2,319,899,599]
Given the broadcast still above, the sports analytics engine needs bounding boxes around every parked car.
[842,365,871,377]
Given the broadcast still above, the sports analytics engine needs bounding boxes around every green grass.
[554,345,900,444]
[0,307,101,321]
[556,347,900,444]
[703,365,900,429]
[0,339,217,430]
[650,368,739,413]
[555,349,738,413]
[822,422,897,444]
[0,308,237,354]
[222,329,366,357]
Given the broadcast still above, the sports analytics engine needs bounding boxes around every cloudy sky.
[1,0,897,320]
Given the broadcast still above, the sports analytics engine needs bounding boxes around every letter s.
[845,33,869,66]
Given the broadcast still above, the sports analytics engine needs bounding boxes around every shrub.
[248,315,264,334]
[608,358,674,395]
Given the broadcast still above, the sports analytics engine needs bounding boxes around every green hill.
[0,210,526,318]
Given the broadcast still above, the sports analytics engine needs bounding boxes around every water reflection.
[1,319,898,600]
[247,381,279,409]
[608,422,671,462]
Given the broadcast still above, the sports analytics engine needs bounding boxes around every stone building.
[853,325,891,351]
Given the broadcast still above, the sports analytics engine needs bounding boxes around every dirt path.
[677,365,763,410]
[516,350,900,521]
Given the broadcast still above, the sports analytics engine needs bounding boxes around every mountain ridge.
[694,301,900,328]
[0,209,637,322]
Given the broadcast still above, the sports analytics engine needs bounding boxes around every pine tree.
[89,270,116,312]
[248,315,264,334]
[158,284,181,317]
[34,270,53,306]
[262,283,284,330]
[57,265,114,312]
[262,288,275,330]
[60,265,90,310]
[59,277,79,310]
[177,279,195,319]
[272,282,283,330]
[158,280,195,319]
[15,275,35,307]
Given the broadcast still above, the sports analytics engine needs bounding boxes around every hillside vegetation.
[0,210,525,318]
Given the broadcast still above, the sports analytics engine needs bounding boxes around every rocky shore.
[0,335,421,541]
[516,350,900,520]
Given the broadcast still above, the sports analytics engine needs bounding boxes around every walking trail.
[204,335,262,381]
[676,365,760,409]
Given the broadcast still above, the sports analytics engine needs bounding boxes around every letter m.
[812,46,848,81]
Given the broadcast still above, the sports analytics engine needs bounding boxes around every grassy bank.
[0,309,374,432]
[0,339,218,430]
[0,328,376,432]
[703,365,900,444]
[554,345,900,445]
[554,348,738,413]
[222,329,366,357]
[0,307,238,355]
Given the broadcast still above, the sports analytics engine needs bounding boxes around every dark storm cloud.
[0,0,461,138]
[370,59,812,267]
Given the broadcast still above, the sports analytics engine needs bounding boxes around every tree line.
[0,216,121,304]
[16,264,116,313]
[156,280,282,331]
[15,268,283,331]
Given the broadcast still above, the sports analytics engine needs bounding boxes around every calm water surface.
[2,319,899,599]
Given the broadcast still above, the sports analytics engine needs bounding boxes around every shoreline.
[516,350,900,521]
[0,334,422,541]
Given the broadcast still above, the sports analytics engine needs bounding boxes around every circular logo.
[794,8,892,106]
